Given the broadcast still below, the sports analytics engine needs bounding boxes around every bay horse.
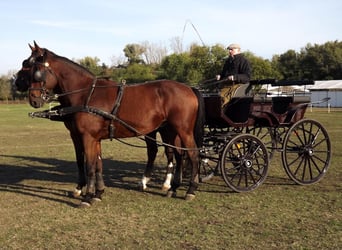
[15,52,182,196]
[15,42,205,206]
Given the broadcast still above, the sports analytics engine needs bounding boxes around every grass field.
[0,104,341,249]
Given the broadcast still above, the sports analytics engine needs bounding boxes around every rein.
[28,55,201,152]
[29,105,201,152]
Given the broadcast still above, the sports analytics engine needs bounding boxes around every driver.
[216,43,251,107]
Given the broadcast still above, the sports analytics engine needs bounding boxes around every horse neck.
[53,60,95,107]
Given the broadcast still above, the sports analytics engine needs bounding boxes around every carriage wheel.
[199,157,219,182]
[281,119,331,185]
[220,134,269,192]
[245,126,276,160]
[199,138,224,182]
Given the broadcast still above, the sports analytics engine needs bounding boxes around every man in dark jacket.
[216,43,251,107]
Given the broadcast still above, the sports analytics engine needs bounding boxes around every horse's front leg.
[66,122,86,198]
[94,141,105,202]
[80,137,100,207]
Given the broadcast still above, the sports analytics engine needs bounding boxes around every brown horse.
[16,52,181,196]
[15,42,205,206]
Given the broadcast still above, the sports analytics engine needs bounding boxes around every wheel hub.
[244,159,253,168]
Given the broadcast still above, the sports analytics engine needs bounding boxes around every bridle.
[26,52,57,103]
[26,52,91,103]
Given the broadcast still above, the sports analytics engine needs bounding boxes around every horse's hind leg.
[176,133,200,201]
[140,131,158,191]
[166,146,183,198]
[161,146,174,191]
[185,148,200,201]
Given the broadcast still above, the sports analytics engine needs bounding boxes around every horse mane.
[45,48,95,78]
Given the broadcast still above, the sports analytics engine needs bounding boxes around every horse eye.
[36,55,44,63]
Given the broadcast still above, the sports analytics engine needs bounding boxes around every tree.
[123,44,146,64]
[274,49,300,79]
[272,40,342,80]
[158,53,191,83]
[140,41,168,65]
[300,41,342,80]
[78,56,105,76]
[112,63,156,83]
[0,75,13,100]
[244,52,281,80]
[169,36,183,54]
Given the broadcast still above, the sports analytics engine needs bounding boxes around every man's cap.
[227,43,241,50]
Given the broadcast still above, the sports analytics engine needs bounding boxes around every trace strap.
[109,82,126,140]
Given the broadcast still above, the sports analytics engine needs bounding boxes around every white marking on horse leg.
[73,188,82,198]
[162,162,173,191]
[140,175,151,190]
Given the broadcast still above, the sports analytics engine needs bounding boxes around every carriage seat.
[271,95,311,114]
[203,93,253,126]
[233,84,251,97]
[272,96,293,114]
[223,97,253,123]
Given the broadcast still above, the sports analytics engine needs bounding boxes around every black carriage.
[199,79,331,192]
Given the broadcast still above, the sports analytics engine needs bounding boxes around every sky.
[1,0,341,75]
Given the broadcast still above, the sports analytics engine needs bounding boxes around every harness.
[42,80,127,141]
[26,55,201,151]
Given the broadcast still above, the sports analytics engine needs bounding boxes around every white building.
[308,80,342,107]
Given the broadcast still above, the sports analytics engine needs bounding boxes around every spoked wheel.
[220,134,269,192]
[282,119,331,185]
[199,142,224,182]
[199,157,219,182]
[245,126,276,160]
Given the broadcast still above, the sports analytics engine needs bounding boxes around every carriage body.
[199,80,331,192]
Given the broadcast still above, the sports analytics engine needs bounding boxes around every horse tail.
[192,87,205,147]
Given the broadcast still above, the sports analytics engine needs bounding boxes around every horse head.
[15,41,59,108]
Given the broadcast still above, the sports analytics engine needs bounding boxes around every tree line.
[1,40,341,100]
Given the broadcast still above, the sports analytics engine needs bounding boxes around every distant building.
[258,80,342,107]
[308,80,342,107]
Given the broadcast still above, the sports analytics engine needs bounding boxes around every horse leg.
[184,144,200,201]
[158,127,178,192]
[166,149,183,198]
[165,135,184,197]
[161,146,174,191]
[178,134,200,201]
[66,122,86,198]
[94,141,105,202]
[80,136,99,207]
[140,131,158,191]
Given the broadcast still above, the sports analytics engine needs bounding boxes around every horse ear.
[33,41,40,49]
[28,43,34,51]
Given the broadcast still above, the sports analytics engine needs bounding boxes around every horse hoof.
[185,194,196,201]
[78,201,91,208]
[161,184,171,192]
[138,182,148,192]
[91,197,102,204]
[73,188,82,198]
[138,183,146,192]
[166,190,176,198]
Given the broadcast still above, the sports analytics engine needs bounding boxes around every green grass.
[0,104,341,249]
